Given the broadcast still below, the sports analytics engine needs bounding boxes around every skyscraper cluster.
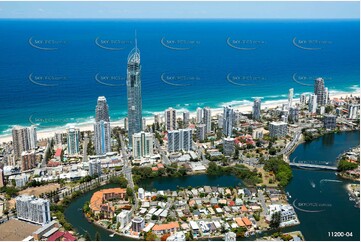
[94,96,111,155]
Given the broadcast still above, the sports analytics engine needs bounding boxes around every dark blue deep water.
[0,19,359,136]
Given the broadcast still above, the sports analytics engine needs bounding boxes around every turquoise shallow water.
[0,19,359,135]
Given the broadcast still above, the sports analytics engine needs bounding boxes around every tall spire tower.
[126,32,142,148]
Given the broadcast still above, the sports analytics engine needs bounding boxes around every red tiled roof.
[55,148,62,157]
[48,231,76,241]
[152,222,179,231]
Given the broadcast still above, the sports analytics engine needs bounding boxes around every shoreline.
[0,91,358,143]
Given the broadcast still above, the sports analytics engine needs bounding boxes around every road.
[277,130,302,156]
[154,133,170,165]
[258,190,268,216]
[119,133,138,210]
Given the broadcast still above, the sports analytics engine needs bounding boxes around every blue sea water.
[0,19,359,136]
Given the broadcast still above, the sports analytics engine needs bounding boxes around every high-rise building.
[223,137,235,156]
[11,125,37,158]
[222,106,234,137]
[127,38,142,147]
[308,94,318,114]
[95,96,110,122]
[0,169,4,188]
[314,78,327,106]
[252,99,261,121]
[300,93,309,105]
[288,107,299,123]
[348,104,360,119]
[196,124,206,141]
[165,107,177,131]
[94,120,111,155]
[323,114,337,130]
[167,129,192,152]
[288,88,294,109]
[154,114,160,125]
[325,87,329,105]
[28,125,37,149]
[21,150,36,171]
[183,111,190,127]
[203,107,212,133]
[66,127,80,155]
[12,126,30,159]
[142,118,147,131]
[89,159,102,177]
[217,113,223,129]
[196,107,203,124]
[16,195,51,225]
[269,121,288,138]
[54,132,63,145]
[132,132,154,159]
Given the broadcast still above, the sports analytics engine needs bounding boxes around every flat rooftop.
[0,219,41,241]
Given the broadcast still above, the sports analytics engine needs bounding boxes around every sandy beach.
[0,92,358,144]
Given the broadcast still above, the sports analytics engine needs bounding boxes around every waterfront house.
[89,188,127,216]
[210,197,218,206]
[189,221,200,237]
[152,222,180,235]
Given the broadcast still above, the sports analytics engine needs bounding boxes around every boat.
[109,233,115,237]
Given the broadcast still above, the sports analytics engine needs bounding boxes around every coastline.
[0,91,358,143]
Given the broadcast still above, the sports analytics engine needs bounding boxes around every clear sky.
[0,1,359,19]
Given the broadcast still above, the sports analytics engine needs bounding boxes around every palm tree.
[95,232,101,241]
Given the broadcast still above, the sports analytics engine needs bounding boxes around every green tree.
[338,159,358,171]
[95,232,101,241]
[84,232,91,241]
[270,211,281,229]
[126,187,134,197]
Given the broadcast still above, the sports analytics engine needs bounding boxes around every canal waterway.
[64,131,360,241]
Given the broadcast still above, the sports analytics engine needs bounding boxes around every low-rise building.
[269,121,288,138]
[152,222,180,235]
[116,210,132,230]
[323,114,337,130]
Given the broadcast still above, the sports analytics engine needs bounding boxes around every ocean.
[0,19,359,136]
